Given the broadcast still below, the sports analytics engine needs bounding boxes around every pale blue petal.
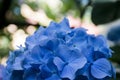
[12,57,23,70]
[61,65,75,80]
[91,58,112,79]
[53,57,65,71]
[69,56,87,71]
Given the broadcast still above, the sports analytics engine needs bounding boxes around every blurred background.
[0,0,120,79]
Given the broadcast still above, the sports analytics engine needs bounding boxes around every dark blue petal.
[24,67,39,80]
[30,45,42,61]
[46,74,61,80]
[75,75,88,80]
[39,65,52,79]
[91,58,112,79]
[111,63,116,79]
[11,70,24,80]
[99,47,112,58]
[80,46,94,63]
[39,38,60,51]
[54,31,66,40]
[47,58,57,73]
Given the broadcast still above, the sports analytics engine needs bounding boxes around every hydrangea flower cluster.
[4,18,115,80]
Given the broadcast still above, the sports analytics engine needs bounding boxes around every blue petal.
[56,45,83,62]
[88,35,107,51]
[91,58,112,79]
[25,35,48,49]
[0,65,4,79]
[24,67,39,80]
[27,45,53,65]
[80,46,94,63]
[25,35,37,49]
[39,38,60,51]
[66,28,87,48]
[39,65,52,79]
[93,50,111,60]
[11,70,24,80]
[48,21,59,29]
[60,65,76,80]
[59,18,70,30]
[111,63,116,79]
[44,18,71,36]
[44,22,60,36]
[12,57,23,70]
[76,63,91,79]
[54,31,66,40]
[75,75,88,80]
[6,51,15,66]
[61,56,87,80]
[46,74,61,80]
[53,57,65,71]
[56,45,70,62]
[69,56,87,71]
[47,58,57,73]
[34,26,45,37]
[99,47,112,58]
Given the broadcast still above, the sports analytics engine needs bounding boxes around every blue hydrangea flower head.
[3,18,115,80]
